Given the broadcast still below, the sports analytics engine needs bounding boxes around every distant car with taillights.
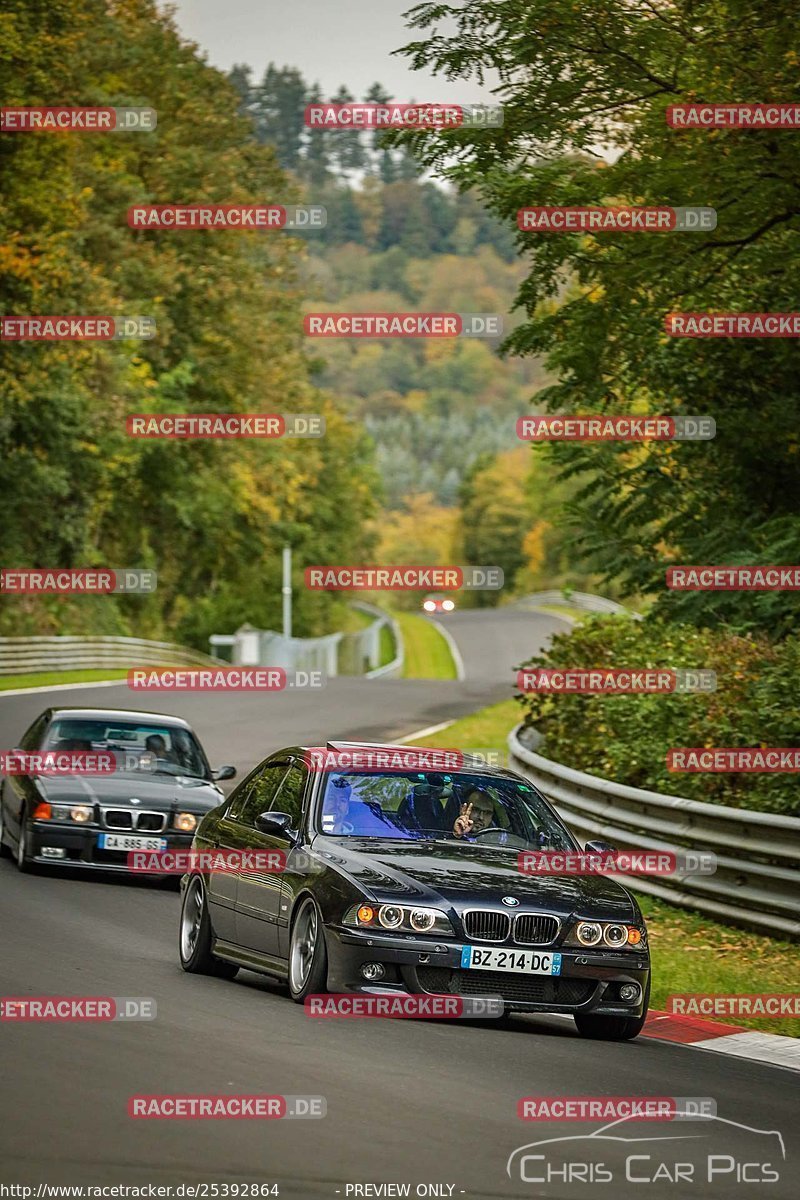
[0,707,236,875]
[178,741,651,1040]
[422,594,455,613]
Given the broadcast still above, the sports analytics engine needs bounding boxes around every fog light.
[619,983,640,1003]
[41,847,67,859]
[361,962,386,981]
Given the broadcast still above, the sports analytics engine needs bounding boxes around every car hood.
[314,836,637,921]
[35,772,222,811]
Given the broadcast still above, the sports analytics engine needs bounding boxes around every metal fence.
[220,604,403,680]
[0,635,224,676]
[508,723,800,940]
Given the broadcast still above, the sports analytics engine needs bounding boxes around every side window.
[20,713,49,750]
[231,763,290,826]
[272,763,308,828]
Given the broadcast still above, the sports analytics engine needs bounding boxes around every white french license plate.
[461,945,562,975]
[98,833,167,851]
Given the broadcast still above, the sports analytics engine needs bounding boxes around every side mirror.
[585,839,615,853]
[254,810,297,841]
[213,765,237,782]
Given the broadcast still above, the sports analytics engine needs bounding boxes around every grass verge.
[408,699,800,1038]
[395,612,458,680]
[0,669,129,691]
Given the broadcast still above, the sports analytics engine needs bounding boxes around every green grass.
[0,668,130,691]
[408,698,800,1038]
[395,611,458,680]
[378,621,396,668]
[639,895,800,1037]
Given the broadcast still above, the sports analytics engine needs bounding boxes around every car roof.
[48,707,193,729]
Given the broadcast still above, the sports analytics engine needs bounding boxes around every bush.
[516,616,800,816]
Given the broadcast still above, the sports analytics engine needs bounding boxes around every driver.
[452,788,496,840]
[144,734,176,762]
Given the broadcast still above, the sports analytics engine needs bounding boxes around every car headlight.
[564,919,647,950]
[343,903,454,937]
[33,803,94,823]
[442,599,455,612]
[423,600,436,612]
[173,812,198,832]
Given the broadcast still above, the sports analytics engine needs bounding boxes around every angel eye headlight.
[576,921,603,946]
[378,905,404,929]
[603,923,628,948]
[410,909,436,932]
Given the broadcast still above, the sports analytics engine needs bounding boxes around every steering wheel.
[469,828,529,848]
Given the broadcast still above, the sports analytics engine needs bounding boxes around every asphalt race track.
[1,608,797,1199]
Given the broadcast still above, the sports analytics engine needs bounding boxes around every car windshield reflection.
[316,771,575,850]
[41,718,208,780]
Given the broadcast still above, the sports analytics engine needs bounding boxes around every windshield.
[42,719,209,780]
[316,770,577,851]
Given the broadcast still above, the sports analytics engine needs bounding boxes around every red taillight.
[33,802,52,820]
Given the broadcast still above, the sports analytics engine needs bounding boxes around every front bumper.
[325,925,650,1017]
[26,819,195,874]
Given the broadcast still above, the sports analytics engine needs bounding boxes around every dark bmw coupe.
[178,741,651,1040]
[0,707,236,874]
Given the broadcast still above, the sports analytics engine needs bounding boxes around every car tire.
[15,806,34,873]
[179,874,239,979]
[574,980,650,1042]
[288,896,328,1003]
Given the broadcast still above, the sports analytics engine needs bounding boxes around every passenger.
[326,778,355,834]
[452,788,496,840]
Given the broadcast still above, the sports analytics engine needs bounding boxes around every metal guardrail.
[517,590,640,618]
[508,723,800,940]
[351,602,404,680]
[0,635,224,676]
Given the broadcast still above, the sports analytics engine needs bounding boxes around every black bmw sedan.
[178,741,651,1040]
[0,707,236,874]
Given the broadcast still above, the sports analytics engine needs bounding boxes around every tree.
[393,0,800,636]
